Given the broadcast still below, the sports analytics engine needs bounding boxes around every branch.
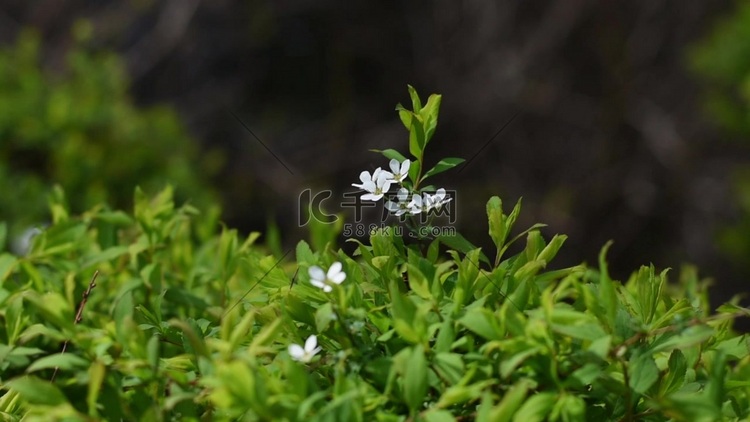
[51,270,99,382]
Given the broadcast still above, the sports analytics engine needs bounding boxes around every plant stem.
[51,270,99,382]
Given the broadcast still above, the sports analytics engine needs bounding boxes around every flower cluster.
[352,159,451,216]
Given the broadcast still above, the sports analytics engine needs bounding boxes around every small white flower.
[408,189,452,214]
[385,188,412,216]
[429,188,452,210]
[408,193,432,215]
[288,334,322,363]
[308,262,347,293]
[387,159,411,183]
[352,167,393,201]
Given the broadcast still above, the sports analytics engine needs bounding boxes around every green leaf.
[315,302,337,333]
[371,148,407,163]
[81,245,128,269]
[424,409,456,422]
[407,84,423,111]
[490,378,532,422]
[433,353,464,385]
[460,308,502,341]
[87,361,106,416]
[437,233,490,265]
[436,381,492,408]
[0,253,15,284]
[421,94,442,143]
[629,354,659,394]
[295,240,316,266]
[7,376,67,406]
[396,104,413,130]
[95,211,134,226]
[512,391,557,422]
[26,353,89,373]
[423,157,465,179]
[660,349,687,395]
[409,118,426,159]
[649,325,714,354]
[597,241,617,329]
[403,345,428,413]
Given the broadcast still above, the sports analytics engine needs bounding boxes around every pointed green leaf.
[371,148,407,163]
[403,345,428,413]
[423,157,465,179]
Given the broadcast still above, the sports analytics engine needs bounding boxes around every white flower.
[352,167,393,201]
[385,188,412,216]
[408,189,452,215]
[387,159,411,183]
[407,193,431,215]
[429,188,452,210]
[308,262,347,293]
[288,334,322,363]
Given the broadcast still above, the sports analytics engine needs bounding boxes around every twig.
[51,271,99,382]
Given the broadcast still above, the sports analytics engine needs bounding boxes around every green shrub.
[0,88,748,421]
[0,25,219,242]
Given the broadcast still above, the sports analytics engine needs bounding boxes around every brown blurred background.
[2,0,749,310]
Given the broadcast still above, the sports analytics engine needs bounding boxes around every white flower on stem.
[407,193,432,215]
[429,188,452,210]
[385,188,412,216]
[288,334,322,363]
[352,167,393,201]
[387,159,411,183]
[308,262,347,293]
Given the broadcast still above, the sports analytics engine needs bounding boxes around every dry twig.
[51,271,99,382]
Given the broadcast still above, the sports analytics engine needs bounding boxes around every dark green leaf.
[423,157,465,179]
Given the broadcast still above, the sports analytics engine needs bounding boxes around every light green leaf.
[87,361,106,416]
[7,376,67,406]
[403,345,428,413]
[295,240,316,266]
[490,378,532,422]
[512,391,557,422]
[0,253,16,284]
[407,84,422,111]
[26,353,89,373]
[424,409,456,422]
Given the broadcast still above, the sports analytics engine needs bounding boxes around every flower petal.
[385,200,399,212]
[329,271,346,284]
[289,344,304,359]
[308,266,325,282]
[362,193,382,201]
[397,188,409,202]
[389,159,400,174]
[304,335,318,353]
[362,181,376,192]
[327,262,342,278]
[322,285,333,293]
[359,170,371,184]
[310,279,327,289]
[401,159,411,174]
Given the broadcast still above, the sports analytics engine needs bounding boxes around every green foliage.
[691,4,750,272]
[0,27,219,239]
[0,87,748,421]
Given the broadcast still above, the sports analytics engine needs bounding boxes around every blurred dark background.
[1,0,749,310]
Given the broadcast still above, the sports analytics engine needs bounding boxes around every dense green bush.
[0,88,748,421]
[0,25,219,242]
